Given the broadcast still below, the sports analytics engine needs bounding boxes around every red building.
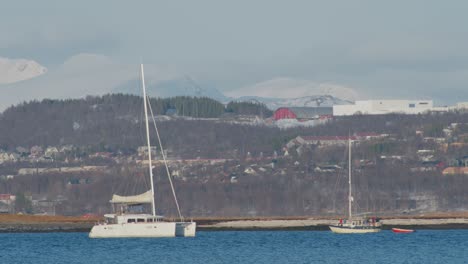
[273,107,333,121]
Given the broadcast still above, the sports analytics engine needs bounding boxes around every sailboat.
[89,64,196,238]
[329,138,381,234]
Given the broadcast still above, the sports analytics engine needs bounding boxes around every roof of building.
[277,107,333,119]
[299,133,384,142]
[300,136,358,141]
[442,167,468,175]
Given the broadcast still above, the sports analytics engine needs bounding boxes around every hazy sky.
[1,0,468,103]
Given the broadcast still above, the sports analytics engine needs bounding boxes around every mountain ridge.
[0,54,358,111]
[0,57,47,84]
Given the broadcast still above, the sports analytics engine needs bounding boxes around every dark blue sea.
[1,230,467,264]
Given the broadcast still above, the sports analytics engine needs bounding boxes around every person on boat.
[339,218,343,226]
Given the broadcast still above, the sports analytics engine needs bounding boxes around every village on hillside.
[0,97,467,217]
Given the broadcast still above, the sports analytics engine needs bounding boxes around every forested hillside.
[0,95,272,156]
[0,95,467,217]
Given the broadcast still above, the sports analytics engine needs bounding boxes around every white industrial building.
[333,100,435,116]
[452,102,468,110]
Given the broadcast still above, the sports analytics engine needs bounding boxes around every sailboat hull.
[89,222,177,238]
[176,222,197,237]
[392,228,414,233]
[329,225,381,234]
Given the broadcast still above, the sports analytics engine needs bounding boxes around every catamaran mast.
[141,64,157,216]
[348,138,352,220]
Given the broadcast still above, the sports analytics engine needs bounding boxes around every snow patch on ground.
[274,118,328,129]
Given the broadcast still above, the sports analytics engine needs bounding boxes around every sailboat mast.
[348,138,352,220]
[141,64,156,216]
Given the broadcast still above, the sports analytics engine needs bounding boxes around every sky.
[1,0,468,104]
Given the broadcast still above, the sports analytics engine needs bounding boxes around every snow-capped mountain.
[0,54,228,111]
[0,57,47,84]
[0,54,358,112]
[225,77,359,109]
[226,77,359,102]
[233,95,352,110]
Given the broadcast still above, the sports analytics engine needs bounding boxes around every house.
[9,153,20,162]
[0,152,10,163]
[423,137,446,144]
[450,142,468,148]
[44,147,59,159]
[0,194,15,214]
[32,199,57,215]
[89,152,113,159]
[0,152,19,163]
[273,107,333,121]
[411,161,445,172]
[449,156,468,167]
[30,146,44,158]
[60,145,74,152]
[358,159,375,168]
[289,133,386,148]
[452,102,468,110]
[442,167,468,175]
[443,128,452,137]
[137,146,157,157]
[0,175,14,180]
[417,150,435,161]
[16,147,29,156]
[314,165,341,173]
[244,167,256,175]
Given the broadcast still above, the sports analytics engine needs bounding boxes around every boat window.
[127,219,136,223]
[137,218,145,223]
[147,218,153,222]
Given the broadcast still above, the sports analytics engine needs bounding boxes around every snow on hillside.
[233,95,352,110]
[274,118,328,129]
[0,57,47,84]
[226,77,359,103]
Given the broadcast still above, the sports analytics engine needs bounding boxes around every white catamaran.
[329,139,381,234]
[89,64,196,238]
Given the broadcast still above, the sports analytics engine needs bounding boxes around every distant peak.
[226,78,360,102]
[0,57,47,84]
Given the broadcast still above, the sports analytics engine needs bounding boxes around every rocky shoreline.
[0,222,94,233]
[1,217,468,233]
[199,218,468,231]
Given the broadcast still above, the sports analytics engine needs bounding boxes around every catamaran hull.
[176,222,197,237]
[329,225,381,234]
[89,222,177,238]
